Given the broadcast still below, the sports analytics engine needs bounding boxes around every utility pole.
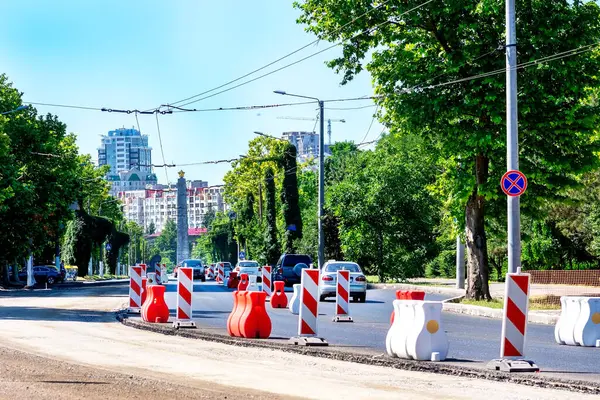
[318,100,325,270]
[506,0,520,274]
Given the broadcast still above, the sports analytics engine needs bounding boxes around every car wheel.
[359,295,366,303]
[47,276,55,285]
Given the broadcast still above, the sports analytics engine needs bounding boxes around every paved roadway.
[163,279,600,380]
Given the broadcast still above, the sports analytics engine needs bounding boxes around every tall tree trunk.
[465,154,492,300]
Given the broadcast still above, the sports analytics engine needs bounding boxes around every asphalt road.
[162,279,600,380]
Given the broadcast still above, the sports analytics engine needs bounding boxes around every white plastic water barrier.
[386,300,449,361]
[555,296,600,347]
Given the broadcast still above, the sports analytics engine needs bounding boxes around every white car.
[234,260,261,282]
[319,261,367,303]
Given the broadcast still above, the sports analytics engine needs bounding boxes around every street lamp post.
[274,91,325,269]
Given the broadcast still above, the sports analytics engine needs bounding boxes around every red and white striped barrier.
[488,269,539,372]
[155,263,162,284]
[128,266,142,313]
[289,269,328,346]
[333,270,353,322]
[140,263,147,277]
[173,267,196,329]
[217,263,225,284]
[262,266,272,300]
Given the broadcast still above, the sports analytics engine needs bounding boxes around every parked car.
[18,266,63,285]
[178,259,206,282]
[234,260,261,282]
[273,254,312,287]
[318,261,367,303]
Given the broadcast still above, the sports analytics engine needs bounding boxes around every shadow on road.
[0,306,115,322]
[0,285,128,299]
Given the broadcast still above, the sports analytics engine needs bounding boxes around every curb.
[442,302,559,325]
[116,311,598,395]
[368,283,465,297]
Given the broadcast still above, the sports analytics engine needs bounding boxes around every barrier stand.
[262,266,272,301]
[127,266,143,313]
[487,268,539,372]
[289,269,328,346]
[173,266,196,329]
[333,270,353,322]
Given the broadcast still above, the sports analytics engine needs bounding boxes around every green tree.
[146,221,156,235]
[264,167,280,265]
[329,134,439,281]
[152,219,177,266]
[295,0,600,299]
[281,143,302,252]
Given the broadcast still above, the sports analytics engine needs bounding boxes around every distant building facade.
[117,181,227,233]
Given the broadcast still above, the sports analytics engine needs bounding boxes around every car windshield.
[325,263,361,273]
[282,255,311,267]
[183,260,203,268]
[239,262,259,268]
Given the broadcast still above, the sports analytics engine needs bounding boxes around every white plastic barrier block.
[555,296,600,347]
[248,275,259,292]
[574,298,600,347]
[289,284,301,315]
[386,300,449,361]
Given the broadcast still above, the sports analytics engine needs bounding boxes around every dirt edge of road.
[117,311,600,396]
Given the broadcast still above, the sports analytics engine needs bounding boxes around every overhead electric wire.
[171,0,436,108]
[358,105,379,144]
[163,0,395,108]
[154,113,170,185]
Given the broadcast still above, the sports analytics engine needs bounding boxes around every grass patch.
[458,297,560,310]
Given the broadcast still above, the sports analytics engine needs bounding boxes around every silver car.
[319,261,367,303]
[234,260,262,282]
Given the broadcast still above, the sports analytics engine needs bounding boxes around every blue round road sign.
[501,170,527,197]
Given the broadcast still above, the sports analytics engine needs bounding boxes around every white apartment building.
[118,183,227,233]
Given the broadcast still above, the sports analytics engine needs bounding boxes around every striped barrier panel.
[333,270,353,322]
[488,270,539,372]
[173,267,196,329]
[127,266,143,313]
[262,266,272,300]
[289,269,328,346]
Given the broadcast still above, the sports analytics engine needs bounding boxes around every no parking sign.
[501,170,527,197]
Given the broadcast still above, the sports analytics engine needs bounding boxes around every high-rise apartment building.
[281,131,330,162]
[98,127,157,196]
[98,127,152,174]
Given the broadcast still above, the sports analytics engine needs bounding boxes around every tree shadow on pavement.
[0,286,128,299]
[0,306,116,323]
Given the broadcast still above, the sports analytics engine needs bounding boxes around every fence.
[524,269,600,309]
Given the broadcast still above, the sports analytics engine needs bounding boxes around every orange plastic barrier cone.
[228,291,248,337]
[239,291,272,339]
[227,271,240,289]
[238,273,249,291]
[141,285,170,323]
[270,281,288,309]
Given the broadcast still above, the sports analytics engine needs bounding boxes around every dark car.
[18,266,63,285]
[179,259,206,282]
[273,254,312,287]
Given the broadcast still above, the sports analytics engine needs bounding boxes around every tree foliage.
[295,0,600,299]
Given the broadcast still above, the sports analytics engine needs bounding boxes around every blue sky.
[0,0,383,185]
